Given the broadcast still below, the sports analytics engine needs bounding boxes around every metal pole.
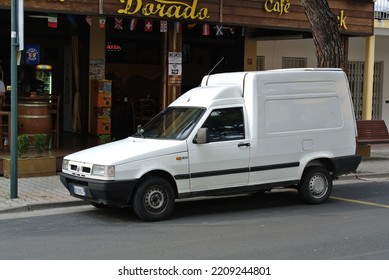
[362,35,375,121]
[10,0,19,198]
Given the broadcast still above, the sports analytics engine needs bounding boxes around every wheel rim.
[144,186,168,214]
[308,173,328,199]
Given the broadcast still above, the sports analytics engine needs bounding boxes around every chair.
[0,94,5,111]
[0,111,11,151]
[47,95,60,149]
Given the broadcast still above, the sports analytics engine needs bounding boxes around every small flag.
[202,23,210,36]
[145,20,153,32]
[188,23,197,30]
[48,13,58,29]
[67,15,77,27]
[114,18,123,30]
[216,25,223,36]
[99,17,106,29]
[160,20,167,33]
[86,16,92,26]
[174,21,182,33]
[129,18,137,31]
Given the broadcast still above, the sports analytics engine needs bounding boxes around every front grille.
[69,162,92,176]
[82,167,91,173]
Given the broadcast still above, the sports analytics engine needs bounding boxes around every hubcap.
[144,186,167,214]
[308,173,328,198]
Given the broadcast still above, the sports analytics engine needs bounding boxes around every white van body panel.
[185,104,250,191]
[67,137,186,165]
[65,138,190,191]
[200,69,357,185]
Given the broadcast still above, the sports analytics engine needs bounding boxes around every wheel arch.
[137,170,179,198]
[303,158,336,178]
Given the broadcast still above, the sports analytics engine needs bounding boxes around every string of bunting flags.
[47,14,243,36]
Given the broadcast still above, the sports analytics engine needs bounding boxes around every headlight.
[62,159,70,171]
[92,164,115,177]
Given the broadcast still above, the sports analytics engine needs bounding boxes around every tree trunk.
[301,0,345,70]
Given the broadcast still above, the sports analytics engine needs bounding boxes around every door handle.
[238,143,250,147]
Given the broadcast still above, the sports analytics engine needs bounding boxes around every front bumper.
[60,172,139,206]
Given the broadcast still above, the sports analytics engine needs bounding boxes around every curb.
[339,172,389,181]
[0,200,88,214]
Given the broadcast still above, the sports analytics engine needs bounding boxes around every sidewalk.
[1,144,389,214]
[0,175,87,213]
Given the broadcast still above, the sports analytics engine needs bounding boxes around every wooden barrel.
[18,101,52,138]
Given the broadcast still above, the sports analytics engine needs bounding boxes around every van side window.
[201,107,244,142]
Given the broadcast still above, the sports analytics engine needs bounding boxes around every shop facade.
[0,0,374,142]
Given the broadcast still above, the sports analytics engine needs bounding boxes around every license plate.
[73,185,86,196]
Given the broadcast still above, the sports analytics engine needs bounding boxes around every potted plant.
[99,134,115,145]
[2,133,56,178]
[33,133,49,155]
[17,134,29,158]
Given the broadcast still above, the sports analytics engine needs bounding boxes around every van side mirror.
[195,128,209,144]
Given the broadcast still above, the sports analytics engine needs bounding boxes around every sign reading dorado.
[118,0,210,20]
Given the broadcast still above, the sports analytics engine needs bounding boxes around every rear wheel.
[132,177,175,221]
[298,167,332,204]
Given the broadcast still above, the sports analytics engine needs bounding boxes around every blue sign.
[25,44,40,65]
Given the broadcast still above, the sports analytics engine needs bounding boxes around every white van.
[60,68,361,221]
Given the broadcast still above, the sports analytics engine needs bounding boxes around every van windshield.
[132,107,206,140]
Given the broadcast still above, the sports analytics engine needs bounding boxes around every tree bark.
[301,0,345,70]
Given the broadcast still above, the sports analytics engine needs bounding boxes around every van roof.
[201,68,344,88]
[266,68,342,73]
[171,68,346,108]
[170,84,244,108]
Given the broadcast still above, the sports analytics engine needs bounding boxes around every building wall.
[348,35,389,123]
[257,39,316,69]
[257,36,389,125]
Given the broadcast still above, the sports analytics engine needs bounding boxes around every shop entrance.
[104,21,244,140]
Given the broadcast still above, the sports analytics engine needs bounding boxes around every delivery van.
[60,68,361,221]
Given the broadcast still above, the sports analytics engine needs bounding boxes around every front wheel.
[132,177,175,221]
[298,167,332,204]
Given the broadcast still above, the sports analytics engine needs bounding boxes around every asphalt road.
[0,178,389,260]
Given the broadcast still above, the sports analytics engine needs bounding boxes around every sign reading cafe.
[264,0,348,30]
[118,0,210,20]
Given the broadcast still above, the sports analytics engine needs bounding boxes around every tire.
[298,166,332,204]
[132,177,175,222]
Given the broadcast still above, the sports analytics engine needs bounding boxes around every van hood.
[64,137,187,165]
